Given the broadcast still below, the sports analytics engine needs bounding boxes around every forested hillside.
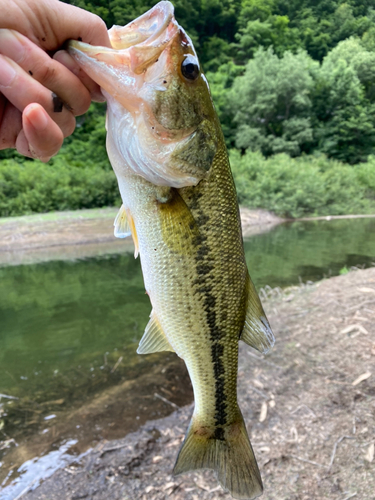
[1,0,375,217]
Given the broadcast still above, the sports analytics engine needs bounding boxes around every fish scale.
[68,2,275,498]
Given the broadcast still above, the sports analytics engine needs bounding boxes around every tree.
[229,47,318,156]
[206,61,244,145]
[314,37,375,163]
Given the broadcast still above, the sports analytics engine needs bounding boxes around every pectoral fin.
[114,205,132,238]
[240,274,275,354]
[114,206,139,257]
[137,311,175,354]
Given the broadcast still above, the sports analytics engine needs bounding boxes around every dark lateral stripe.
[193,205,227,432]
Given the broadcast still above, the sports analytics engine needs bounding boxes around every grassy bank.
[0,158,120,217]
[230,150,375,218]
[1,152,374,218]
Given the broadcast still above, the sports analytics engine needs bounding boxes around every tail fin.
[173,411,263,500]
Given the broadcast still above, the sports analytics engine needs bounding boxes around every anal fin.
[240,274,275,354]
[137,310,174,354]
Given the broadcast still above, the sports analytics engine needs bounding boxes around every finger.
[0,29,91,116]
[16,103,64,161]
[0,54,76,138]
[53,50,105,103]
[46,0,111,48]
[0,98,22,149]
[13,0,111,50]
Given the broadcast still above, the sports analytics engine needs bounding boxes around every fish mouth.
[109,1,175,51]
[68,1,207,189]
[68,1,179,84]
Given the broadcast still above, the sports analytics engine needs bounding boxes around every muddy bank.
[0,208,128,266]
[14,267,375,500]
[0,351,193,494]
[0,208,282,266]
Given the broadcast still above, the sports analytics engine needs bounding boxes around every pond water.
[0,218,374,494]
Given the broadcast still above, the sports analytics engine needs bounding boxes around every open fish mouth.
[109,1,175,51]
[68,1,179,82]
[68,1,215,188]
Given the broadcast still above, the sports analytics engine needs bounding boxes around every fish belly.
[117,146,263,499]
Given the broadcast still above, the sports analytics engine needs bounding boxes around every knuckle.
[37,62,57,87]
[91,15,108,33]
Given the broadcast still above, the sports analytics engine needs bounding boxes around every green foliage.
[313,37,375,163]
[356,156,375,196]
[339,266,350,275]
[230,48,318,156]
[0,158,120,217]
[230,150,375,217]
[2,0,375,218]
[58,102,110,170]
[235,14,301,62]
[274,0,374,60]
[206,61,244,145]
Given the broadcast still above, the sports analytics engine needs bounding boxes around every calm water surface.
[0,218,374,494]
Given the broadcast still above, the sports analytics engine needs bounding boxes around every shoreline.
[3,267,373,500]
[1,207,374,266]
[0,207,283,266]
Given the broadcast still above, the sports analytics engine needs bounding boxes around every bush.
[230,150,375,218]
[0,158,120,217]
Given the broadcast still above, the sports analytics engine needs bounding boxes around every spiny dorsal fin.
[114,205,131,238]
[137,311,175,354]
[240,274,275,354]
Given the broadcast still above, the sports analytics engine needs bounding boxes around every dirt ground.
[19,267,375,500]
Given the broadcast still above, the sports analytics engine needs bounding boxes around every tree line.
[1,0,375,217]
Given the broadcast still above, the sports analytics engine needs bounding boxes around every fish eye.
[181,55,200,81]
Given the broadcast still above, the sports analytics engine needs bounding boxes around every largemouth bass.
[68,2,274,498]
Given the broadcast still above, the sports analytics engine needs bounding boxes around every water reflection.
[0,440,79,500]
[243,218,375,287]
[0,218,374,491]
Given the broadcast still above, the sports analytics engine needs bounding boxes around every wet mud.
[4,267,373,500]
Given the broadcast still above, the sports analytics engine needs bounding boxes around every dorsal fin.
[137,311,175,354]
[240,274,275,354]
[114,205,131,238]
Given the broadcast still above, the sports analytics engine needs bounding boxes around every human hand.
[0,0,110,161]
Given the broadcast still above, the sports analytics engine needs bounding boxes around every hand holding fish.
[0,0,110,161]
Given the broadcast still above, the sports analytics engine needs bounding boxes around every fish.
[68,2,275,498]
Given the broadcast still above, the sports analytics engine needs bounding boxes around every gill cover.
[68,1,218,188]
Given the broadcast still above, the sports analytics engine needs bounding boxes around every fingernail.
[92,90,106,103]
[0,29,26,63]
[27,105,49,131]
[0,55,16,87]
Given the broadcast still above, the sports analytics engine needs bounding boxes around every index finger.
[43,0,111,48]
[3,0,111,51]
